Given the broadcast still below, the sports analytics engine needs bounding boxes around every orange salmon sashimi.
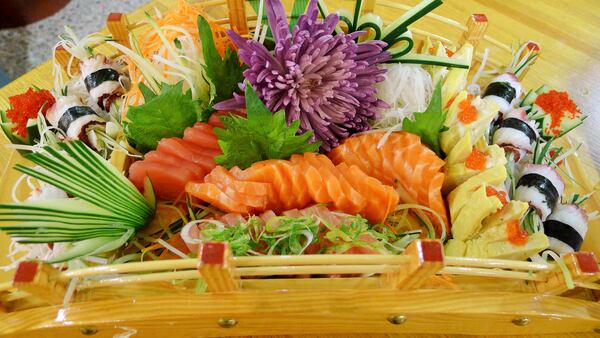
[186,153,400,223]
[328,132,449,235]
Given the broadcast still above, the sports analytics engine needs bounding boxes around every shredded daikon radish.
[374,63,433,130]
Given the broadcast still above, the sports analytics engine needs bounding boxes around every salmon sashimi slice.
[186,182,250,214]
[183,127,220,150]
[191,153,399,223]
[204,167,270,210]
[328,132,443,231]
[144,151,206,178]
[129,161,197,201]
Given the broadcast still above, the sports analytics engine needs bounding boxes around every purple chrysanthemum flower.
[214,0,390,151]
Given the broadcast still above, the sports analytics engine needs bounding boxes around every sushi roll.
[544,203,588,254]
[80,54,126,111]
[515,164,564,221]
[482,73,522,113]
[46,96,105,141]
[492,108,538,161]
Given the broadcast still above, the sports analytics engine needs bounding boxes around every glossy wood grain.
[2,290,600,337]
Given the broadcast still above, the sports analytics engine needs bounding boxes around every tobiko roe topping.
[6,88,55,137]
[534,89,580,137]
[465,147,487,171]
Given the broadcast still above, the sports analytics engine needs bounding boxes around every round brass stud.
[387,314,408,325]
[79,327,98,335]
[218,318,237,328]
[512,317,530,326]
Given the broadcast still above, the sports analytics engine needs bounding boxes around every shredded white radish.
[374,63,433,130]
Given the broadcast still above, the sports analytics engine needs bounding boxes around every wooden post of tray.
[381,239,445,289]
[11,261,66,305]
[107,13,131,48]
[226,0,249,35]
[197,242,240,293]
[535,252,600,295]
[54,45,73,74]
[459,13,488,50]
[361,0,377,14]
[518,41,541,80]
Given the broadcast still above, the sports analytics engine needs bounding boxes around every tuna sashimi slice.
[144,151,206,178]
[157,138,218,172]
[183,127,220,150]
[129,161,197,201]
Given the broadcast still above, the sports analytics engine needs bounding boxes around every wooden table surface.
[0,1,599,336]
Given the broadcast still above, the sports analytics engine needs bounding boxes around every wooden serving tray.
[1,0,600,337]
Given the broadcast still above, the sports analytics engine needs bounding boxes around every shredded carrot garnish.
[139,0,235,59]
[465,147,487,171]
[534,90,580,137]
[457,94,477,124]
[506,219,528,245]
[445,94,457,109]
[123,0,236,108]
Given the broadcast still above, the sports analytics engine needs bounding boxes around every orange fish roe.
[486,186,508,207]
[445,47,454,57]
[535,90,580,137]
[506,219,528,246]
[5,88,55,138]
[457,94,477,124]
[465,147,487,171]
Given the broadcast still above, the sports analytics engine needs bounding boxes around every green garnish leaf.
[401,81,446,156]
[125,81,201,153]
[214,84,321,169]
[197,16,245,121]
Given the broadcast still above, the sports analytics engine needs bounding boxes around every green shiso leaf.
[124,81,200,153]
[213,83,321,169]
[401,81,446,156]
[197,16,246,121]
[0,141,155,263]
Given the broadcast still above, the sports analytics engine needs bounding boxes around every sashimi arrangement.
[0,0,594,275]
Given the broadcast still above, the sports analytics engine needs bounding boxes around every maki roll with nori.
[80,54,127,111]
[46,96,105,141]
[515,164,564,221]
[544,203,588,254]
[492,108,538,161]
[483,73,522,113]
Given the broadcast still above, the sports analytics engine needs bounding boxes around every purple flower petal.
[220,0,390,151]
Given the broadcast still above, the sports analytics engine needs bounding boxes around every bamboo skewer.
[445,257,556,272]
[439,267,546,282]
[77,270,199,290]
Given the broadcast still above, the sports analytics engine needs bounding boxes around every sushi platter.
[1,0,600,336]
